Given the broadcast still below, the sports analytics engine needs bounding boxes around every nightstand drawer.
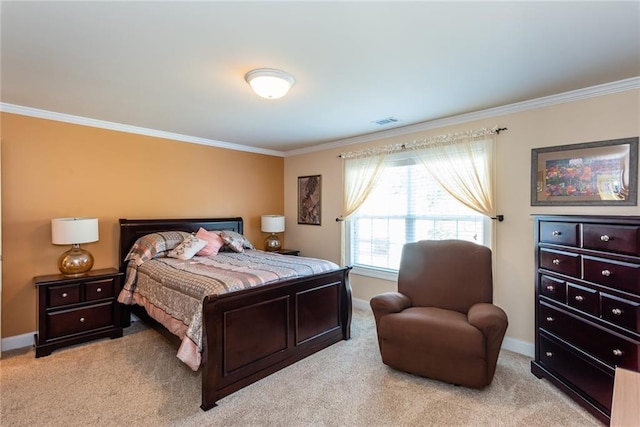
[47,302,114,339]
[85,278,114,301]
[48,284,81,307]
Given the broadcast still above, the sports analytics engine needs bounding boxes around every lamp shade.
[245,69,295,99]
[51,217,99,245]
[261,215,285,233]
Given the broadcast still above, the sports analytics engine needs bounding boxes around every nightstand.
[276,249,300,256]
[34,268,124,357]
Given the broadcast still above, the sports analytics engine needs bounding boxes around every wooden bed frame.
[118,217,352,410]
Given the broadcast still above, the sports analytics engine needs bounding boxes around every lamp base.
[58,244,94,276]
[264,233,282,251]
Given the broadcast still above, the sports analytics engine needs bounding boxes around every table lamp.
[51,217,99,276]
[261,215,285,251]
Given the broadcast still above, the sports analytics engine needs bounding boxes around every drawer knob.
[546,285,555,291]
[612,308,623,316]
[546,316,554,322]
[601,269,611,277]
[613,349,623,357]
[552,231,561,236]
[79,317,85,323]
[574,295,584,302]
[552,259,560,265]
[600,235,610,242]
[62,292,68,298]
[96,287,102,293]
[545,351,553,357]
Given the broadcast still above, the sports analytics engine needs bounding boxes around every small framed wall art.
[298,175,321,225]
[531,137,638,206]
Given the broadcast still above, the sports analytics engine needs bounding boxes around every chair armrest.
[370,292,412,328]
[468,302,509,382]
[370,292,411,315]
[467,302,508,338]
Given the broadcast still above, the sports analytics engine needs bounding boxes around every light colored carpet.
[1,308,602,426]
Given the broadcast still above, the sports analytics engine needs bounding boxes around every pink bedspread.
[117,250,340,370]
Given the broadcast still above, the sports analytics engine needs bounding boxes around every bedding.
[118,240,340,370]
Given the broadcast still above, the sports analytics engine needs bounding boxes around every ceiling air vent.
[372,117,399,126]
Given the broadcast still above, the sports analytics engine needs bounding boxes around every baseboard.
[354,297,534,358]
[1,331,35,353]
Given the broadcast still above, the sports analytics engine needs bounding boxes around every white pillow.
[167,235,208,260]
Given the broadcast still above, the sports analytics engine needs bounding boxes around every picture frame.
[531,137,639,206]
[298,175,321,225]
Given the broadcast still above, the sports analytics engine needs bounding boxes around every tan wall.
[1,113,284,338]
[284,89,640,347]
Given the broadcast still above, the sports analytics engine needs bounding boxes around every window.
[347,154,489,273]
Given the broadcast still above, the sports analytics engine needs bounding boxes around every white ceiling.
[1,1,639,153]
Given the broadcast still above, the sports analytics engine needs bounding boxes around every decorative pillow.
[195,227,225,256]
[125,231,191,265]
[220,230,255,250]
[167,235,208,260]
[219,231,245,253]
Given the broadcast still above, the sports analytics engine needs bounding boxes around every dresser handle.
[574,295,584,302]
[62,292,68,298]
[546,316,554,322]
[552,231,561,236]
[552,259,560,265]
[546,285,555,291]
[612,308,623,315]
[601,269,611,277]
[79,317,85,323]
[613,349,623,357]
[600,235,610,242]
[96,287,102,293]
[545,351,553,357]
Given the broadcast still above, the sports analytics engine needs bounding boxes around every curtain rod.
[338,126,508,159]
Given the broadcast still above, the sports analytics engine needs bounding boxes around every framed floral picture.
[531,137,638,206]
[298,175,321,225]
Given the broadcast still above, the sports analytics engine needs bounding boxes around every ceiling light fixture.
[245,68,295,99]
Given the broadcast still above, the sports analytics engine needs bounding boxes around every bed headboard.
[119,217,243,269]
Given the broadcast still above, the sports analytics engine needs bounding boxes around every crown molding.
[0,103,285,157]
[3,77,637,158]
[285,76,640,157]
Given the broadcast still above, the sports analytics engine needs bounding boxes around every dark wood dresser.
[532,215,640,424]
[34,268,124,357]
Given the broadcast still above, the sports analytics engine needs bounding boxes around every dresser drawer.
[539,335,614,412]
[47,302,114,339]
[85,278,114,301]
[583,224,640,256]
[540,275,566,303]
[539,249,580,277]
[540,303,639,370]
[539,221,579,246]
[567,284,599,316]
[601,293,640,334]
[583,256,640,294]
[48,284,81,307]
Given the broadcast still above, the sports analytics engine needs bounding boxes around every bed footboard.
[200,266,352,410]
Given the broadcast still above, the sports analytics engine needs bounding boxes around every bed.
[118,217,352,410]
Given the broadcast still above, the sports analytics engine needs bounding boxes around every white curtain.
[338,152,388,265]
[409,134,497,218]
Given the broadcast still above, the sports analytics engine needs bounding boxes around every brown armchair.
[370,240,508,388]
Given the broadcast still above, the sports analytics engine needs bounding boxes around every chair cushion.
[378,307,488,387]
